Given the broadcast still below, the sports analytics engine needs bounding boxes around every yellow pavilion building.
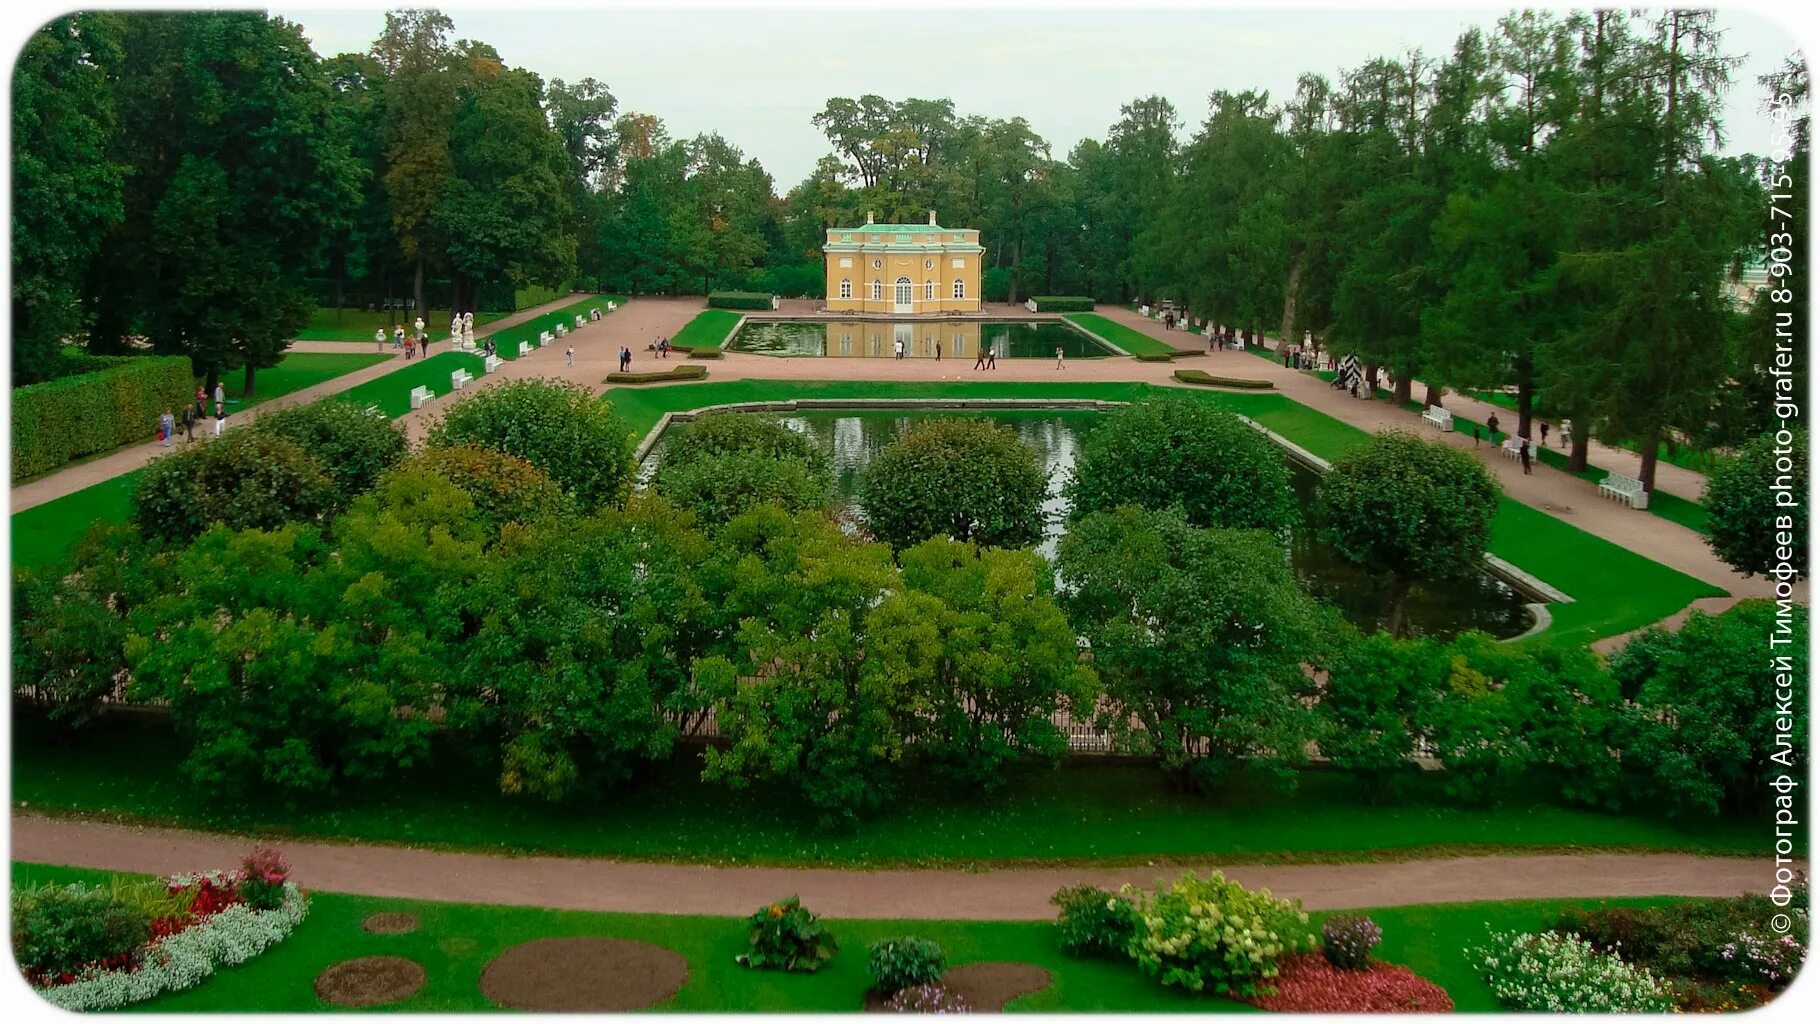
[823,211,983,315]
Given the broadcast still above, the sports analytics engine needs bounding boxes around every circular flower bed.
[23,848,309,1011]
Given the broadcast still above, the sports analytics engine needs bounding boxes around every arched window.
[839,278,852,299]
[953,279,965,299]
[925,281,935,300]
[871,280,882,300]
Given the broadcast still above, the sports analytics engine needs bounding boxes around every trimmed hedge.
[708,291,774,311]
[1134,351,1179,363]
[1031,296,1095,312]
[12,356,197,482]
[1173,369,1274,389]
[606,365,709,385]
[685,348,724,360]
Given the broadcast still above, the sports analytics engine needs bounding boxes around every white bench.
[1421,405,1453,432]
[484,354,502,374]
[409,385,433,410]
[574,314,585,328]
[364,404,384,419]
[1500,437,1523,460]
[450,369,472,391]
[606,301,615,311]
[539,330,554,346]
[1599,472,1650,510]
[554,323,568,338]
[589,306,602,321]
[518,341,531,357]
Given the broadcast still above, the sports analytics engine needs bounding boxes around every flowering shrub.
[1050,884,1139,959]
[1474,929,1673,1012]
[735,896,838,973]
[237,845,291,912]
[12,884,152,979]
[1124,870,1316,996]
[869,937,948,993]
[886,984,972,1013]
[1243,953,1454,1012]
[1320,914,1381,970]
[1714,930,1805,986]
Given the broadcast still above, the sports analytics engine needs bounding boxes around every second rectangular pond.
[728,319,1114,359]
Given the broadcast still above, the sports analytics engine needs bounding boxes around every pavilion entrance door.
[894,277,913,314]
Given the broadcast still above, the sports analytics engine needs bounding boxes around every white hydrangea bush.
[33,880,308,1012]
[1473,928,1673,1013]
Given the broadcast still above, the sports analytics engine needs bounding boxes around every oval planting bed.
[865,962,1052,1013]
[314,956,426,1008]
[479,937,689,1011]
[361,911,420,935]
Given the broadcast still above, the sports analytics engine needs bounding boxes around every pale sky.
[271,1,1809,189]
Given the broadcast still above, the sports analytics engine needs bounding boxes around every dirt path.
[9,813,1781,920]
[10,294,603,514]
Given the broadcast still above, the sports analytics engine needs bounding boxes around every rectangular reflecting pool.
[728,319,1115,359]
[641,408,1540,641]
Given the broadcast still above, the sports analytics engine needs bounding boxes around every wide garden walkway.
[9,294,601,514]
[10,813,1783,921]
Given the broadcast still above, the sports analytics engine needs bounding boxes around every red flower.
[1243,954,1454,1013]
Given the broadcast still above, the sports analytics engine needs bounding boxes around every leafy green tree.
[1613,600,1809,814]
[893,538,1100,788]
[443,499,716,799]
[1316,630,1444,798]
[10,13,126,383]
[859,418,1046,550]
[653,413,832,528]
[371,8,458,315]
[131,431,337,543]
[1055,506,1338,792]
[1066,398,1297,535]
[255,399,407,500]
[426,379,634,507]
[697,505,917,823]
[1703,430,1808,579]
[402,445,571,532]
[1314,431,1501,636]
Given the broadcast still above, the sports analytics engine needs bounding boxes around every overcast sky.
[273,1,1808,189]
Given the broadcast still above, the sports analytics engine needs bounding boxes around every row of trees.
[14,388,1801,821]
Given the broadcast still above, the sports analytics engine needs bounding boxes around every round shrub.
[254,399,407,500]
[404,445,570,529]
[736,896,839,973]
[1703,429,1807,579]
[1066,396,1297,534]
[427,379,634,508]
[1126,870,1317,995]
[655,414,832,528]
[131,430,336,543]
[12,883,152,978]
[1320,913,1382,970]
[859,418,1046,550]
[868,936,947,993]
[1474,929,1672,1012]
[1050,884,1139,959]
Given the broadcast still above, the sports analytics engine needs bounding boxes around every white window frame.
[839,278,852,299]
[925,281,935,300]
[871,280,882,300]
[953,279,965,299]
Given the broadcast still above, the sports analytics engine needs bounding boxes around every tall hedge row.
[1031,296,1095,312]
[708,291,773,310]
[12,356,195,482]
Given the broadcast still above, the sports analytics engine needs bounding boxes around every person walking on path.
[1539,422,1550,448]
[1486,412,1501,445]
[213,402,225,437]
[894,338,905,360]
[1055,346,1066,370]
[935,339,942,361]
[566,345,574,367]
[212,381,224,410]
[1519,437,1532,475]
[1471,425,1481,448]
[193,386,207,421]
[985,345,997,370]
[420,332,431,357]
[180,405,196,443]
[393,325,405,350]
[973,346,987,371]
[158,410,174,447]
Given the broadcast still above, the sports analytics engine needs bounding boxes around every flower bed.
[1474,928,1673,1012]
[22,849,308,1011]
[1242,954,1454,1012]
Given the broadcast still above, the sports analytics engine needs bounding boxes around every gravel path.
[10,813,1782,920]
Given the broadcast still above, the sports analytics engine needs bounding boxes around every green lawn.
[292,307,506,342]
[10,861,1689,1013]
[13,717,1759,866]
[671,308,744,351]
[1062,313,1180,357]
[11,470,141,572]
[215,352,390,411]
[485,295,622,359]
[604,379,1724,647]
[337,351,488,418]
[1466,390,1727,475]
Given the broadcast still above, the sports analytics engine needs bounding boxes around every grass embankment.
[212,352,391,410]
[292,307,506,342]
[670,308,744,351]
[485,295,622,359]
[10,861,1690,1012]
[1061,313,1182,357]
[1469,390,1728,476]
[604,378,1723,647]
[337,352,488,418]
[13,713,1759,867]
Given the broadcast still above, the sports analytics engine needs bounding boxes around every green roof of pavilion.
[831,223,961,233]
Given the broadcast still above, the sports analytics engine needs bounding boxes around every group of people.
[376,311,478,360]
[970,345,1000,370]
[160,383,227,445]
